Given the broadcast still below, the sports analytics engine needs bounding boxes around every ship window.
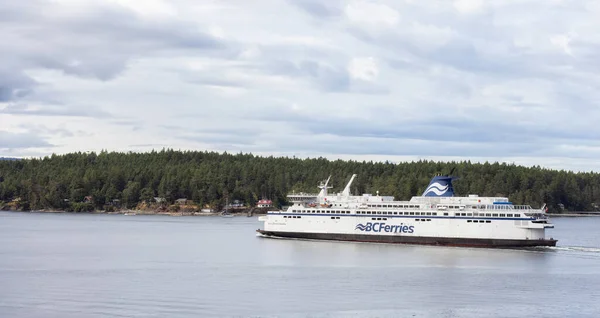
[492,213,499,217]
[514,214,520,217]
[427,219,431,221]
[410,212,415,215]
[471,205,477,209]
[336,217,340,219]
[331,217,335,219]
[372,218,376,220]
[383,218,387,220]
[486,213,491,217]
[486,220,491,223]
[394,212,398,215]
[367,212,372,214]
[467,213,472,216]
[298,216,301,218]
[507,214,513,217]
[467,220,472,223]
[443,213,448,216]
[377,205,382,207]
[421,219,426,221]
[415,219,419,221]
[500,214,506,217]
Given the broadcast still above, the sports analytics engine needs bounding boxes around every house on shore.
[175,198,188,205]
[257,199,273,208]
[227,200,245,210]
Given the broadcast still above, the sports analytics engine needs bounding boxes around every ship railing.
[287,192,320,196]
[524,211,549,220]
[512,205,533,210]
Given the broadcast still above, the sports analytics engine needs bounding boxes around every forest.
[1,149,599,213]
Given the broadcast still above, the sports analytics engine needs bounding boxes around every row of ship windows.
[365,204,526,210]
[367,204,420,208]
[290,210,520,218]
[371,217,433,222]
[292,210,440,216]
[282,216,493,224]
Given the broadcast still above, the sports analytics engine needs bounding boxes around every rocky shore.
[0,204,271,217]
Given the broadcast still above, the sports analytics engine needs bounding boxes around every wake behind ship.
[256,174,557,248]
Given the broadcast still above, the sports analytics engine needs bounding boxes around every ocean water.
[0,212,599,318]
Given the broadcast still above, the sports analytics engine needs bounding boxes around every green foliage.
[0,149,598,213]
[68,202,95,212]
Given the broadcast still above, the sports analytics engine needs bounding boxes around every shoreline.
[0,209,268,217]
[547,213,600,217]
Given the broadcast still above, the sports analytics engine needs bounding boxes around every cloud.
[289,0,342,18]
[348,57,379,81]
[0,0,230,104]
[344,1,400,27]
[1,103,112,118]
[2,0,600,172]
[0,69,37,102]
[0,131,54,149]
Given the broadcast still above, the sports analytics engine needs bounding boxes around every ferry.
[256,174,557,248]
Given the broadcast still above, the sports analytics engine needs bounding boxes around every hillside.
[1,149,598,213]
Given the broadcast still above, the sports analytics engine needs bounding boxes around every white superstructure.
[257,174,557,247]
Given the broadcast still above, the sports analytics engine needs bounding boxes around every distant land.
[0,157,20,161]
[1,149,599,214]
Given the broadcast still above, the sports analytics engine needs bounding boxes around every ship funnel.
[341,174,356,197]
[421,175,458,197]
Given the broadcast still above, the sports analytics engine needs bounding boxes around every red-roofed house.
[257,199,273,208]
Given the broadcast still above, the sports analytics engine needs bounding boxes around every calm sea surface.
[1,212,599,318]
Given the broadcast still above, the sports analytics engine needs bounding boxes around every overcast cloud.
[1,0,599,171]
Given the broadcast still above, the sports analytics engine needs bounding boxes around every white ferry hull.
[257,174,558,248]
[256,229,557,248]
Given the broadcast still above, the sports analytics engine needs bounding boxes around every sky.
[1,0,599,172]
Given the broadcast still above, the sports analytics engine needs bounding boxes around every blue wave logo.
[355,223,367,231]
[423,182,449,196]
[422,176,456,197]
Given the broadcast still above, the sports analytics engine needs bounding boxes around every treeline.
[1,149,599,212]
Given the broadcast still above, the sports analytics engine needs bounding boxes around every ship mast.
[341,174,357,197]
[317,175,332,198]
